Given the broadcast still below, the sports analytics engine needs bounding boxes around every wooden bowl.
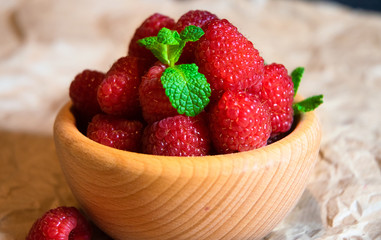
[53,101,321,240]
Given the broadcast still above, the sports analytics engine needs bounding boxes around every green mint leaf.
[138,36,157,47]
[161,63,211,116]
[293,94,323,115]
[157,28,181,45]
[180,25,205,42]
[138,26,204,67]
[138,36,171,65]
[291,67,304,96]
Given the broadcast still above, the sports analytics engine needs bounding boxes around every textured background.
[1,0,381,239]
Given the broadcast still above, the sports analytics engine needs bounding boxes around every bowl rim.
[54,100,320,168]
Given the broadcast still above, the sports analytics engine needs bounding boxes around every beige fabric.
[1,0,381,239]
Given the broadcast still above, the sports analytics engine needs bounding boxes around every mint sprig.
[138,26,204,67]
[179,25,205,42]
[138,28,182,67]
[292,66,323,115]
[138,26,210,117]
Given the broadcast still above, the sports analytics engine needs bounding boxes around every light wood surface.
[53,101,321,240]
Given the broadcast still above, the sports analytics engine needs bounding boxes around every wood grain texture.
[53,101,321,240]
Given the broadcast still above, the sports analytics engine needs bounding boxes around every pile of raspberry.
[69,10,295,156]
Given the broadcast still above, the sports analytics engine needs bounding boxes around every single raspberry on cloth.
[209,91,271,154]
[26,206,92,240]
[142,115,210,156]
[87,114,144,152]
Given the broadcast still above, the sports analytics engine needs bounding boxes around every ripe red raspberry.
[195,19,264,100]
[87,114,144,152]
[259,63,294,134]
[26,206,92,240]
[142,115,210,156]
[209,91,271,154]
[139,62,178,123]
[128,13,175,64]
[97,56,149,117]
[174,10,219,63]
[175,10,219,32]
[69,70,105,119]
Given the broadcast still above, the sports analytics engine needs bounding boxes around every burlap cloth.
[1,0,381,239]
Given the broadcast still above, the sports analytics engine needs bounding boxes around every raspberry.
[26,206,92,240]
[209,91,271,154]
[259,63,294,134]
[142,115,210,156]
[139,62,178,123]
[128,13,175,64]
[69,70,105,119]
[195,19,264,99]
[87,114,143,152]
[97,56,149,117]
[174,10,219,63]
[175,10,219,32]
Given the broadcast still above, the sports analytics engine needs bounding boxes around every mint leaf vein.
[161,64,211,117]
